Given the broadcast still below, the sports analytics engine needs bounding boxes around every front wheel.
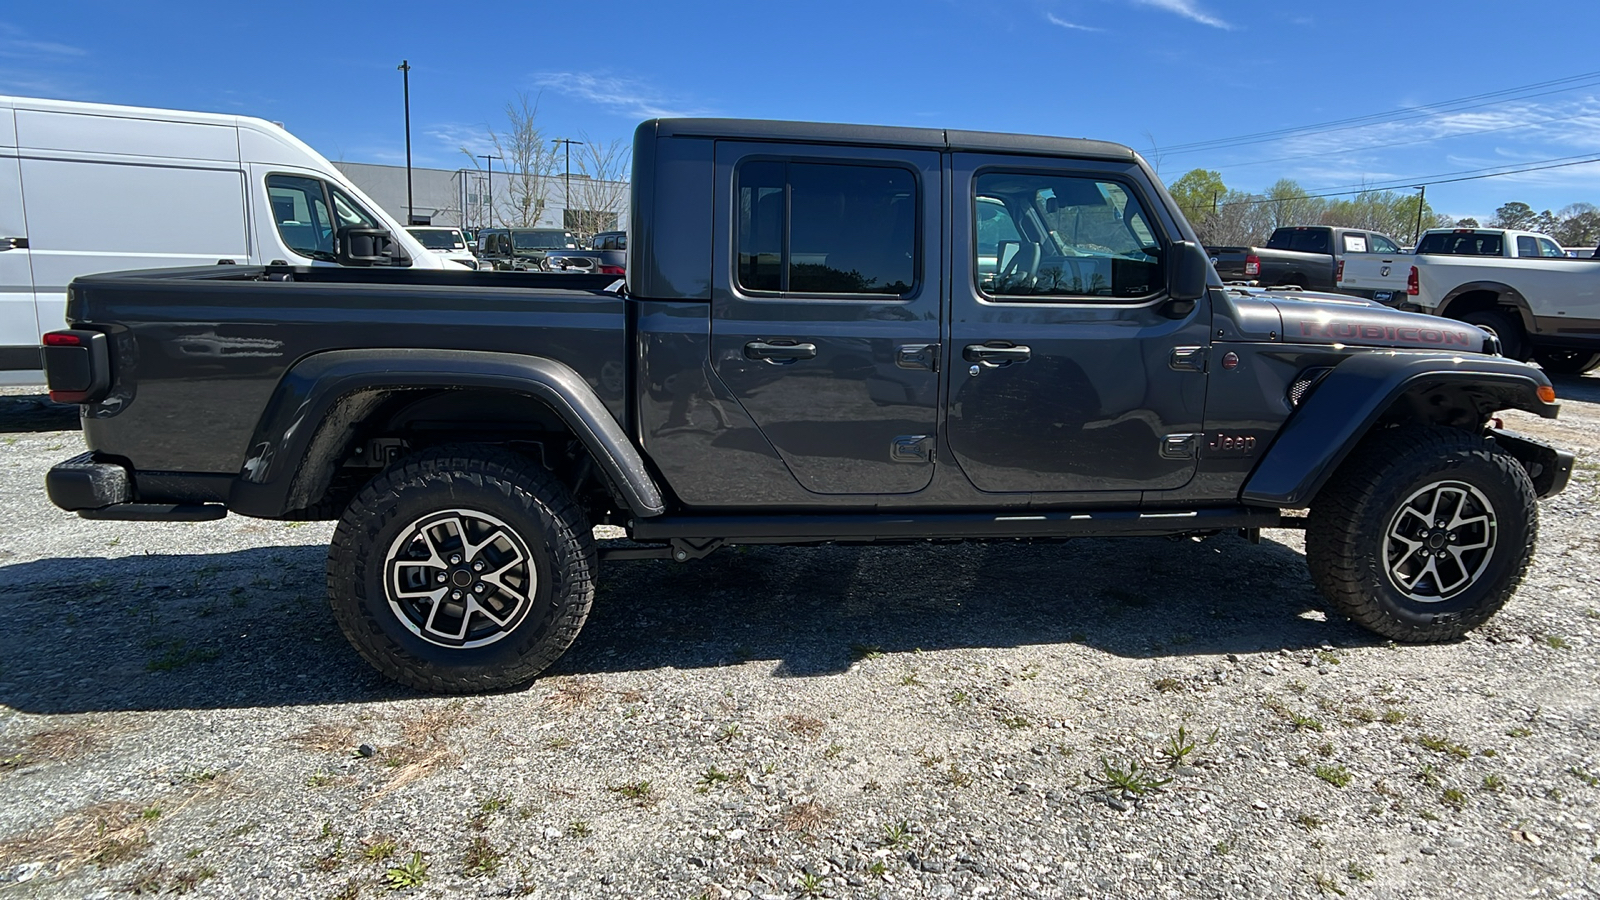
[1533,347,1600,376]
[327,445,596,693]
[1306,426,1537,642]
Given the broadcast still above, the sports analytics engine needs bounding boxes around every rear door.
[709,141,942,495]
[945,154,1209,497]
[0,123,39,379]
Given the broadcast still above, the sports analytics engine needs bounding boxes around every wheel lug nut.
[451,590,462,600]
[436,573,447,583]
[450,555,462,565]
[473,561,485,572]
[474,583,486,593]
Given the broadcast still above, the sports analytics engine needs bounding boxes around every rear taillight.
[598,265,625,276]
[1244,254,1260,276]
[1407,265,1419,295]
[1335,259,1345,283]
[43,332,81,346]
[43,329,111,404]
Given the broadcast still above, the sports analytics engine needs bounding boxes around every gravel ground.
[0,377,1598,900]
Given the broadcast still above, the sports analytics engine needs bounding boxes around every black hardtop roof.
[647,118,1137,162]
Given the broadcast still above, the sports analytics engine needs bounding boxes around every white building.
[334,161,629,234]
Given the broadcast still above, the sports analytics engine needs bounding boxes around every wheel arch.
[1240,352,1557,508]
[228,349,666,520]
[1436,281,1536,334]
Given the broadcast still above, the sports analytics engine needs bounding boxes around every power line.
[1215,153,1600,208]
[1159,70,1600,156]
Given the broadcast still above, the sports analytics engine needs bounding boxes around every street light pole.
[478,154,501,228]
[1412,185,1427,247]
[398,60,413,225]
[552,138,583,232]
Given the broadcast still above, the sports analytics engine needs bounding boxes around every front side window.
[266,174,336,261]
[1369,233,1400,254]
[736,160,917,297]
[974,172,1164,299]
[1537,237,1564,258]
[330,187,381,230]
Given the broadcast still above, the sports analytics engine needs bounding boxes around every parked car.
[475,227,576,270]
[405,226,478,269]
[1208,226,1409,298]
[0,94,445,386]
[541,230,626,274]
[1392,228,1600,373]
[43,117,1572,693]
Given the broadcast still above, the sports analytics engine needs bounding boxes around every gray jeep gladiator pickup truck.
[42,118,1574,693]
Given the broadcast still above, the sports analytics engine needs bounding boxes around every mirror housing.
[337,227,411,267]
[1167,240,1209,303]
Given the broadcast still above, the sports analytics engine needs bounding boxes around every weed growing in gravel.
[1347,862,1374,882]
[999,716,1031,730]
[306,772,335,788]
[1381,710,1407,725]
[1417,765,1442,787]
[780,714,826,741]
[1442,788,1466,807]
[329,879,361,900]
[950,691,972,706]
[1543,635,1570,650]
[795,871,824,896]
[718,724,743,742]
[1153,677,1183,694]
[943,766,973,788]
[881,822,913,848]
[781,801,835,835]
[1295,812,1323,831]
[566,821,591,838]
[823,742,845,759]
[139,805,162,821]
[1483,774,1506,792]
[311,836,345,872]
[545,677,600,711]
[1419,809,1440,821]
[1316,650,1342,666]
[867,860,888,878]
[362,837,398,861]
[1418,735,1470,759]
[383,851,429,889]
[1159,727,1197,768]
[1507,726,1532,738]
[1213,841,1231,855]
[696,767,731,793]
[899,672,923,686]
[1312,872,1347,896]
[1569,766,1600,787]
[462,836,503,876]
[1314,765,1352,788]
[850,643,885,661]
[609,780,652,802]
[1095,758,1172,798]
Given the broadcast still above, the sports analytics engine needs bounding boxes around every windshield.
[512,231,574,250]
[1416,232,1503,256]
[408,228,466,250]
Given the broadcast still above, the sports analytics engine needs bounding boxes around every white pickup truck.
[1342,227,1600,374]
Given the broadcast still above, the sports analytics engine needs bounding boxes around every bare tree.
[563,134,632,243]
[461,93,558,228]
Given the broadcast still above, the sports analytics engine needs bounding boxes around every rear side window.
[736,160,917,297]
[1516,236,1537,257]
[1341,233,1368,253]
[973,172,1164,300]
[1416,232,1503,256]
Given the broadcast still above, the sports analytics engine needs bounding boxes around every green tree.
[1455,217,1480,228]
[1263,179,1326,231]
[1553,203,1600,248]
[1489,201,1539,231]
[1167,169,1227,227]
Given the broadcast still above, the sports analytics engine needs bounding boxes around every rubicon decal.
[1296,320,1474,346]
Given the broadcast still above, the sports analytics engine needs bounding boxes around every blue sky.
[3,1,1598,223]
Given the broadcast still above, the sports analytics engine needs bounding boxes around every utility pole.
[1412,185,1427,247]
[552,138,583,231]
[478,154,501,228]
[398,60,413,225]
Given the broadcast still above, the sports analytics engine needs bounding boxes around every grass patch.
[1314,764,1352,788]
[780,714,825,741]
[462,836,502,876]
[609,780,652,802]
[382,851,429,889]
[1418,735,1470,759]
[1095,758,1172,798]
[780,800,835,835]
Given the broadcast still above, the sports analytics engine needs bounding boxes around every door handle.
[744,340,818,363]
[0,237,27,251]
[963,343,1031,365]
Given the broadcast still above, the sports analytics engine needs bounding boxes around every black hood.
[1235,288,1491,354]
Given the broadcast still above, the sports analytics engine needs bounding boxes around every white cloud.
[528,72,709,120]
[1046,13,1102,31]
[1130,0,1230,29]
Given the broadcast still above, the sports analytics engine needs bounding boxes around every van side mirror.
[1167,240,1209,303]
[337,227,411,267]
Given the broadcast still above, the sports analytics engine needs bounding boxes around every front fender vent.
[1288,367,1334,407]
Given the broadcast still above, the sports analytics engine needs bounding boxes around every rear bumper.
[47,452,227,521]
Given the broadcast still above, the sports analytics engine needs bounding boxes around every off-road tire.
[327,444,596,692]
[1306,426,1537,642]
[1459,309,1528,361]
[1533,347,1600,376]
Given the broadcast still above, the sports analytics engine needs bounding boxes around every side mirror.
[1167,240,1209,303]
[337,227,411,267]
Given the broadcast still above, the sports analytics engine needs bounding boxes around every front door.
[0,153,38,378]
[945,154,1210,496]
[710,141,943,495]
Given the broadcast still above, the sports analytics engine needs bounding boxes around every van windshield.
[512,231,573,249]
[408,229,466,250]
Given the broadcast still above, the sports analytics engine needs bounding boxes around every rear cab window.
[972,172,1164,300]
[735,160,918,297]
[1267,228,1331,253]
[1416,231,1504,256]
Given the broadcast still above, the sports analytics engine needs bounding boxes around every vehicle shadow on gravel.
[0,393,79,433]
[0,534,1379,714]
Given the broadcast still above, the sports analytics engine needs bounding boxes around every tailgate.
[1338,253,1408,295]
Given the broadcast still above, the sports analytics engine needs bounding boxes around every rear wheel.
[1458,309,1528,361]
[327,445,595,693]
[1533,347,1600,376]
[1306,426,1536,642]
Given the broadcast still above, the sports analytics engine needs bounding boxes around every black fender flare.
[1436,281,1536,334]
[1240,352,1557,508]
[228,348,666,518]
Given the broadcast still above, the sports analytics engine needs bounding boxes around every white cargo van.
[0,95,444,385]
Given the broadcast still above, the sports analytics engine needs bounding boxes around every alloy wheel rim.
[383,508,536,648]
[1381,480,1497,603]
